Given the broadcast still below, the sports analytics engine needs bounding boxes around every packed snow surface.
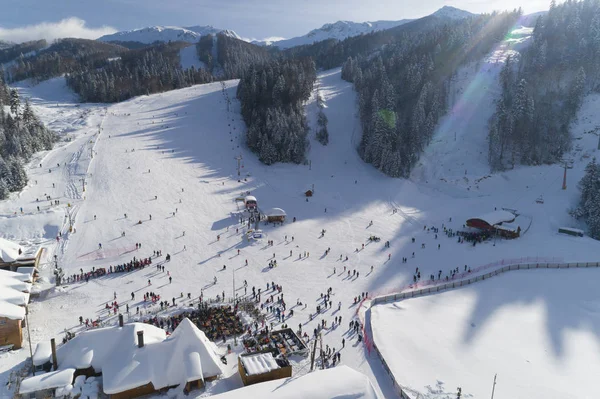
[179,45,206,70]
[371,268,600,399]
[207,365,379,399]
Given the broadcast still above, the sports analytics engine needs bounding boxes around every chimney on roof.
[137,330,144,348]
[118,314,124,327]
[50,338,58,371]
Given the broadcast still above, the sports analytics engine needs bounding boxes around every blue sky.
[1,0,550,42]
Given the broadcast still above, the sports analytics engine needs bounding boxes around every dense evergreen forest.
[341,11,521,177]
[489,0,600,171]
[0,40,47,64]
[572,159,600,239]
[0,75,57,199]
[197,33,271,79]
[236,58,316,164]
[282,13,475,70]
[65,43,214,102]
[6,39,126,83]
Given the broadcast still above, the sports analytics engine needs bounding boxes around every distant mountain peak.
[432,6,474,19]
[258,19,412,49]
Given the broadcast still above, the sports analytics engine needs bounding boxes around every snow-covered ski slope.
[1,24,599,398]
[411,26,533,191]
[179,45,206,71]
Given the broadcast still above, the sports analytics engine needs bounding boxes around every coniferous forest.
[488,0,600,171]
[66,43,214,103]
[572,159,600,239]
[342,11,520,177]
[236,58,316,164]
[0,75,56,199]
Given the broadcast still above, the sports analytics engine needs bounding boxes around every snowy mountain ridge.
[97,25,240,44]
[253,19,413,49]
[254,6,475,49]
[431,5,475,19]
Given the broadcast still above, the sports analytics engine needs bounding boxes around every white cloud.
[0,18,117,43]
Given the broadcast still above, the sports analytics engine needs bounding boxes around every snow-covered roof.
[56,318,224,395]
[19,368,75,394]
[245,196,257,202]
[560,227,584,234]
[241,353,281,376]
[208,366,379,399]
[0,237,24,262]
[0,269,31,320]
[496,222,519,232]
[17,266,37,279]
[468,210,515,226]
[103,318,224,394]
[264,208,286,217]
[33,341,53,366]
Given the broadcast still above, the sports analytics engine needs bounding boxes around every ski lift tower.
[560,158,574,190]
[234,154,243,177]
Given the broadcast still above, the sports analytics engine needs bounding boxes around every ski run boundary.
[357,259,600,399]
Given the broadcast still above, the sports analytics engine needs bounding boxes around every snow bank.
[208,366,379,399]
[241,353,280,376]
[19,368,75,394]
[33,341,52,366]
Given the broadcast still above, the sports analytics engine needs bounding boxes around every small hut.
[238,352,291,386]
[265,208,286,223]
[304,190,313,197]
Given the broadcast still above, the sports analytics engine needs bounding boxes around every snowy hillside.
[256,20,412,49]
[179,45,206,70]
[256,6,474,49]
[431,5,474,19]
[371,268,600,399]
[411,26,534,193]
[97,25,239,44]
[2,23,600,399]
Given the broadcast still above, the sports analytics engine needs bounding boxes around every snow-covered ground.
[1,25,599,399]
[371,268,600,399]
[179,45,206,70]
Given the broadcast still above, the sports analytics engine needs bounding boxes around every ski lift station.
[244,196,257,210]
